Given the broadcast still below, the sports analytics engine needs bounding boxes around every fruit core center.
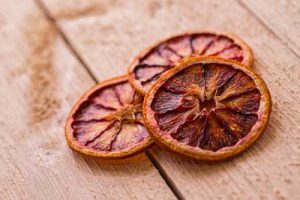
[200,98,216,111]
[104,104,141,122]
[182,93,216,112]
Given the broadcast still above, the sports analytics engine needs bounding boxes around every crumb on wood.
[24,14,60,124]
[147,0,161,17]
[53,2,107,20]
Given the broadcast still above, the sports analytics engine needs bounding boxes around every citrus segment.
[143,57,271,161]
[171,116,207,147]
[219,91,261,114]
[214,109,257,140]
[152,91,184,114]
[65,76,152,158]
[129,32,253,95]
[216,71,257,101]
[203,64,236,99]
[204,111,233,151]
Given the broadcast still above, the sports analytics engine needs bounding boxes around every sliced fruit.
[129,32,253,95]
[65,75,152,159]
[143,57,271,161]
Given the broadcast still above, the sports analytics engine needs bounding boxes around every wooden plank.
[41,0,300,199]
[239,0,300,56]
[0,1,176,199]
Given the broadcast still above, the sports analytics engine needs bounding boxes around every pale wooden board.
[0,0,176,199]
[40,0,300,199]
[239,0,300,56]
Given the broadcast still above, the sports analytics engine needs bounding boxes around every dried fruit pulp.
[129,32,253,95]
[144,57,271,161]
[65,76,152,159]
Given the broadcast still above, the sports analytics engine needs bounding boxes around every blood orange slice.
[143,57,271,161]
[129,31,253,95]
[65,75,152,158]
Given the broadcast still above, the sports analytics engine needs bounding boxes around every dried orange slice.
[65,75,152,159]
[143,57,271,161]
[129,31,253,95]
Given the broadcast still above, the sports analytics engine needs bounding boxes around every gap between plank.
[237,0,300,60]
[34,0,99,83]
[146,150,184,200]
[34,0,183,199]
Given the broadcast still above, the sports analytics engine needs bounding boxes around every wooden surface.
[0,0,299,199]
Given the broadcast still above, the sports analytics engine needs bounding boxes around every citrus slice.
[65,75,152,159]
[128,31,253,95]
[143,57,271,161]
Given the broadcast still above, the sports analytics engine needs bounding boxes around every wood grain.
[40,0,300,199]
[0,0,176,199]
[239,0,300,56]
